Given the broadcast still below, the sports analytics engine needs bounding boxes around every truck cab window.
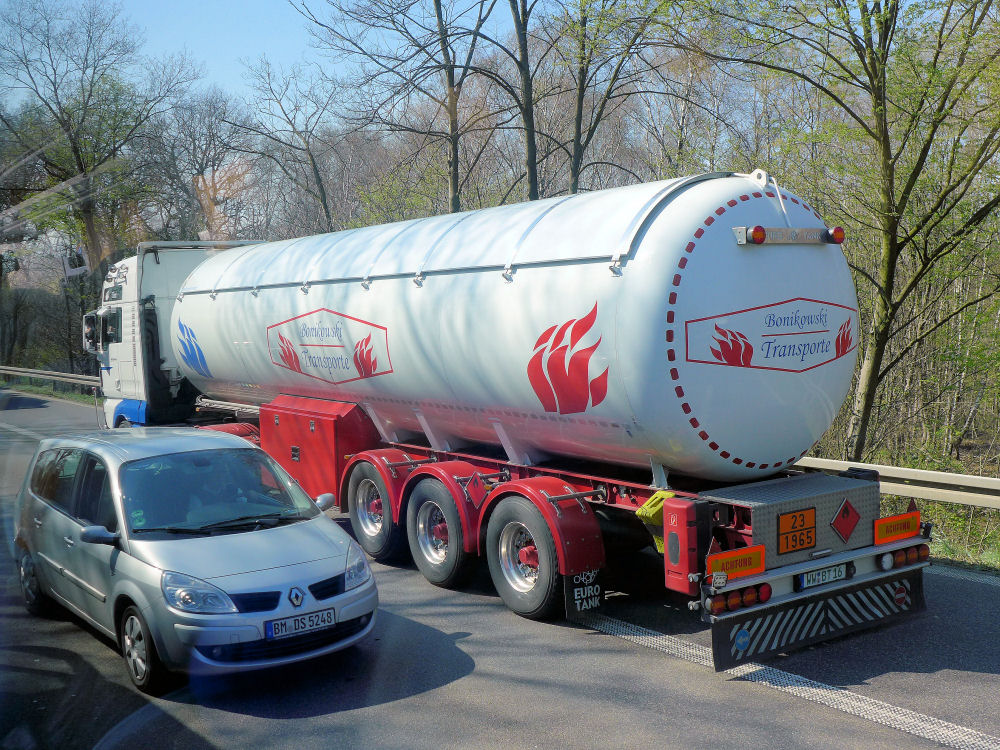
[101,308,122,345]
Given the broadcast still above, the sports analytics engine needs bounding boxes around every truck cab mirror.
[82,312,99,353]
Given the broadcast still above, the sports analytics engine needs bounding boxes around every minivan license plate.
[266,608,336,640]
[797,564,847,591]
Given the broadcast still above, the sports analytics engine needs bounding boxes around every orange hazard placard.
[874,511,921,544]
[706,545,765,580]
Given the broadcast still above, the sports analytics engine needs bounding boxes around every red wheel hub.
[431,522,448,543]
[517,545,539,568]
[369,498,383,515]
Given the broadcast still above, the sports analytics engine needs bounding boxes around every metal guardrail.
[0,365,100,387]
[795,456,1000,511]
[2,366,998,511]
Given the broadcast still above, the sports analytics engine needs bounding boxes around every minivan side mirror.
[80,525,120,545]
[315,493,336,511]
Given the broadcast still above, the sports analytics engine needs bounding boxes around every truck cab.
[84,242,257,428]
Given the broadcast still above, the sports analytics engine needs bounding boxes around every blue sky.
[123,0,319,95]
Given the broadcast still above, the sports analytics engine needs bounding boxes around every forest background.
[2,0,999,563]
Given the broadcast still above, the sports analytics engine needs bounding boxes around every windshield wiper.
[195,512,290,532]
[131,526,206,535]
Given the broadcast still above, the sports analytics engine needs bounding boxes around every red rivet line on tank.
[666,329,674,342]
[668,188,822,471]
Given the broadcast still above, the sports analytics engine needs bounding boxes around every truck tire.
[120,605,168,695]
[486,495,563,620]
[406,479,471,588]
[347,461,406,561]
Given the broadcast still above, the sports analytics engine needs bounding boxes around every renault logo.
[288,587,304,608]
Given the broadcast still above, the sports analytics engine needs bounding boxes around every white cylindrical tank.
[170,172,859,481]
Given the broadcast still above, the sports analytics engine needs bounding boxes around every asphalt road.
[1,391,999,750]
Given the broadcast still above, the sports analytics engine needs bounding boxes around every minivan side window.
[76,456,118,531]
[31,449,83,512]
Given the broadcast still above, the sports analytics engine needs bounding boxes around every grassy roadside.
[0,382,103,408]
[882,495,1000,573]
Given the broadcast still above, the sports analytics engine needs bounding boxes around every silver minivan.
[12,427,378,693]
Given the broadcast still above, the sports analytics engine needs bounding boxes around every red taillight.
[917,544,930,561]
[824,226,846,244]
[906,547,918,565]
[742,587,758,607]
[757,582,772,603]
[726,591,743,611]
[709,595,727,615]
[748,225,767,244]
[893,550,907,568]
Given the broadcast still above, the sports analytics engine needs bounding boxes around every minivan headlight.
[345,542,372,591]
[161,571,237,614]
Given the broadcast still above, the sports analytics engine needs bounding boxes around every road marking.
[0,421,46,441]
[583,613,1000,750]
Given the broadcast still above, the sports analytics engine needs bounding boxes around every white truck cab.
[84,241,258,427]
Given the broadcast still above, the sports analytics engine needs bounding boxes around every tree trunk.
[511,0,539,201]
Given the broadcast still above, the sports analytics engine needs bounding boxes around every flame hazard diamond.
[830,497,861,543]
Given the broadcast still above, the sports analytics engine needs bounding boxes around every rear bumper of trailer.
[710,567,925,670]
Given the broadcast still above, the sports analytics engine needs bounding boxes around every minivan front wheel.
[120,606,168,695]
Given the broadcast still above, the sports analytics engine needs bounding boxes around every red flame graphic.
[836,319,853,358]
[278,333,302,373]
[527,303,609,414]
[354,334,378,377]
[710,325,753,367]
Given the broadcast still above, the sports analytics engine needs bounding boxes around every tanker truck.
[83,170,930,670]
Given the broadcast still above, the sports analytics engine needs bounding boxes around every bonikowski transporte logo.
[528,303,609,414]
[177,320,211,378]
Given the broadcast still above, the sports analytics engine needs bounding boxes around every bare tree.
[0,0,197,269]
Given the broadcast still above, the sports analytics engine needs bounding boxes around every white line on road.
[584,613,1000,750]
[0,421,46,441]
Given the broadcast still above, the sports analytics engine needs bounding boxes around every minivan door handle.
[32,517,43,528]
[63,536,75,548]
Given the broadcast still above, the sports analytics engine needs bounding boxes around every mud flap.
[564,568,605,616]
[711,570,925,671]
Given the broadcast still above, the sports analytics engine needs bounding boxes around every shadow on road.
[0,392,49,410]
[176,609,476,717]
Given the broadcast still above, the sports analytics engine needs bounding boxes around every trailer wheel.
[406,479,471,588]
[347,461,405,561]
[486,496,562,620]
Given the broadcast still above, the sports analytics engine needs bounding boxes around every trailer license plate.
[778,508,816,554]
[265,608,336,640]
[797,564,846,591]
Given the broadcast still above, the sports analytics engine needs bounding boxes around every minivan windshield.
[119,448,319,537]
